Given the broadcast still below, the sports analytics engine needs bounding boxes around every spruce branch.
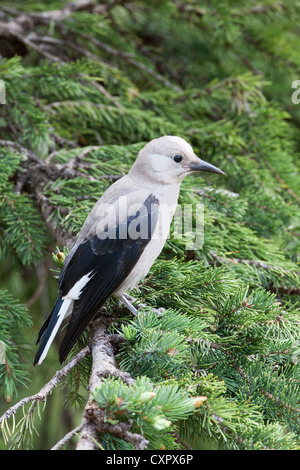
[83,403,149,450]
[210,251,300,275]
[0,1,180,91]
[0,1,105,25]
[263,160,300,206]
[76,315,136,450]
[270,286,300,296]
[0,346,90,429]
[51,424,85,450]
[1,194,36,253]
[77,32,181,92]
[0,140,56,178]
[196,188,240,199]
[1,0,300,451]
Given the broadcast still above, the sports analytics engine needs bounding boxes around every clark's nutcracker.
[34,136,224,365]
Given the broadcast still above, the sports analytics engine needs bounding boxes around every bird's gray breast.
[113,193,176,294]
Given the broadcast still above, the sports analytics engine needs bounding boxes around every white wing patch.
[62,271,94,300]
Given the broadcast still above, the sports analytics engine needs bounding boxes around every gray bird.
[34,135,224,365]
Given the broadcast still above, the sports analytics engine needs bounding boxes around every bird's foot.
[120,293,165,317]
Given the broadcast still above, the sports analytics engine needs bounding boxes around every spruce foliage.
[0,0,299,450]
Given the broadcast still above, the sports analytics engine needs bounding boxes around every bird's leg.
[119,293,139,316]
[120,292,165,317]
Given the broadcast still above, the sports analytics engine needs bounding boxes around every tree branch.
[210,251,300,274]
[0,2,180,92]
[0,346,90,428]
[76,315,139,450]
[84,402,149,450]
[51,423,85,450]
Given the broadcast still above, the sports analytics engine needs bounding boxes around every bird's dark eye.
[173,155,182,163]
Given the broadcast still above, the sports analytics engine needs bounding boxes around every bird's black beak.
[188,159,225,175]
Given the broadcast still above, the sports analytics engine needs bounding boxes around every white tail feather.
[37,298,73,365]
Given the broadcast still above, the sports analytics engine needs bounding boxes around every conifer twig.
[210,251,300,274]
[0,140,55,176]
[84,403,149,450]
[0,346,91,428]
[51,423,85,450]
[263,160,300,206]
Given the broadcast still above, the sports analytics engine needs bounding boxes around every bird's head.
[129,135,224,185]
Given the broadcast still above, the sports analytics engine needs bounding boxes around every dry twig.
[0,346,91,427]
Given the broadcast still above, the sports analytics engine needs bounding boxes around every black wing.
[57,193,159,362]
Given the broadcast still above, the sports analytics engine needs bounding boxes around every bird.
[34,135,224,365]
